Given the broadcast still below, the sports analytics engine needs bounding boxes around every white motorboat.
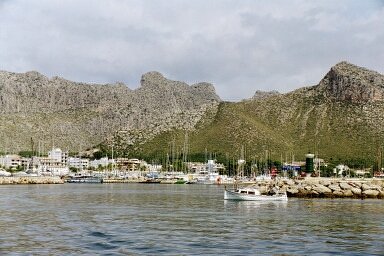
[224,187,288,201]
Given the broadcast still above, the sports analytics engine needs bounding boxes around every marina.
[0,148,383,199]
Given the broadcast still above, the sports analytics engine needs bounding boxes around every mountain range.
[0,62,383,166]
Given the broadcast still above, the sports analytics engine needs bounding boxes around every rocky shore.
[0,176,64,185]
[2,176,384,199]
[253,178,384,199]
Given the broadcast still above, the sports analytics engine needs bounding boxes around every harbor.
[0,147,383,198]
[1,175,383,199]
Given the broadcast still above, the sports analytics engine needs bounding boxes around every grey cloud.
[0,0,383,101]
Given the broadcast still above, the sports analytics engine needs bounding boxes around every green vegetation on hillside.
[115,92,383,169]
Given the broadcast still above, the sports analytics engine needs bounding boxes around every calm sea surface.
[0,183,383,255]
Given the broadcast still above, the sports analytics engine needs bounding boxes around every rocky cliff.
[317,61,384,103]
[1,62,383,165]
[0,70,220,153]
[136,62,384,165]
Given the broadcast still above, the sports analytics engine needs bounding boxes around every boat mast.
[237,145,245,178]
[182,131,189,173]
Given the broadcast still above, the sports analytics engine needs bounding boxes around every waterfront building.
[48,148,68,165]
[188,160,225,175]
[0,154,29,170]
[33,148,69,176]
[68,157,89,170]
[89,157,110,169]
[115,158,147,172]
[148,163,162,173]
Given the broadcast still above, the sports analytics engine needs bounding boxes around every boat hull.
[66,177,103,183]
[139,179,161,183]
[224,189,288,201]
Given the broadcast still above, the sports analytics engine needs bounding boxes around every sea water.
[0,183,383,255]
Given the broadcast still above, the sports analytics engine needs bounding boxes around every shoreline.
[1,176,383,199]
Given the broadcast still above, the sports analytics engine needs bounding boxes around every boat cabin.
[235,188,261,195]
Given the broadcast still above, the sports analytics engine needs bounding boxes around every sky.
[0,0,383,101]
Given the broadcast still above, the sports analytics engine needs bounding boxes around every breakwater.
[0,176,64,184]
[1,176,383,199]
[253,178,384,199]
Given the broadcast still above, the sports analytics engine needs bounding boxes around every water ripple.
[0,184,383,255]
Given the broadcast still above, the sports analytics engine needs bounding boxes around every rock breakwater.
[253,178,384,199]
[0,176,64,185]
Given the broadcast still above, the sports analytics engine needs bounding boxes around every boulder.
[361,183,375,191]
[343,190,353,197]
[349,182,362,188]
[362,189,379,197]
[351,187,362,195]
[370,184,382,190]
[333,190,344,197]
[311,190,320,196]
[313,184,332,194]
[298,188,307,194]
[305,185,312,191]
[339,182,353,190]
[287,187,299,195]
[329,184,342,191]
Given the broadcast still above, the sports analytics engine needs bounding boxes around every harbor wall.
[0,176,64,185]
[255,178,384,199]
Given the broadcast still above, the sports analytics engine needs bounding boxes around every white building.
[68,157,89,170]
[0,154,29,170]
[188,160,225,174]
[48,148,68,165]
[89,157,112,169]
[334,164,350,176]
[148,164,162,172]
[36,148,69,176]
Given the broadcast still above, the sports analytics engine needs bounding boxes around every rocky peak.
[137,71,221,103]
[252,90,280,100]
[191,82,221,102]
[140,71,167,87]
[25,70,44,78]
[318,61,384,103]
[192,82,215,91]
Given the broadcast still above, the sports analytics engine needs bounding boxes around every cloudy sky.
[1,0,383,101]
